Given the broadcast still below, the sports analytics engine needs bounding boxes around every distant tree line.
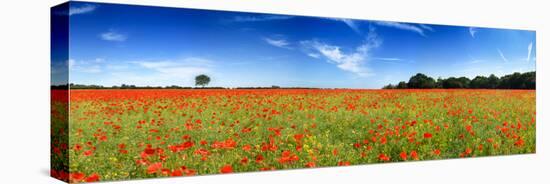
[51,84,69,89]
[383,71,535,89]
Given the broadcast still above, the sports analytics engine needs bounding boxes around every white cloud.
[68,58,103,73]
[307,53,320,58]
[135,61,177,69]
[231,15,293,22]
[264,37,291,49]
[341,19,360,33]
[105,64,128,70]
[324,18,361,34]
[100,30,127,42]
[469,27,478,38]
[132,57,213,79]
[497,49,508,62]
[527,42,533,61]
[80,65,102,73]
[374,21,431,36]
[333,18,361,34]
[69,4,97,16]
[301,28,381,77]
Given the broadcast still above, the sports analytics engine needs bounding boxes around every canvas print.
[51,1,536,183]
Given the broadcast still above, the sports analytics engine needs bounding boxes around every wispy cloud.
[307,53,320,58]
[328,18,361,34]
[374,21,433,36]
[497,49,508,62]
[69,4,97,16]
[132,57,213,78]
[469,27,478,38]
[263,37,291,49]
[371,57,414,64]
[68,58,104,73]
[122,58,213,86]
[419,24,434,32]
[526,42,533,61]
[100,30,127,42]
[301,27,381,77]
[230,15,293,22]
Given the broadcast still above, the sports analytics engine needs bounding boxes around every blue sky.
[54,2,536,88]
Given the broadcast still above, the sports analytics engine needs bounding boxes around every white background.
[0,0,547,183]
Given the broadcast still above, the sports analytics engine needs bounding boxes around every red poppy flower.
[73,144,82,152]
[380,136,387,144]
[255,154,264,163]
[144,147,156,155]
[464,148,473,155]
[242,144,252,151]
[293,134,304,142]
[514,138,525,147]
[423,133,433,139]
[410,151,419,160]
[241,157,249,164]
[171,169,183,177]
[296,145,303,152]
[98,135,107,141]
[433,149,441,156]
[83,150,93,156]
[147,162,162,174]
[85,173,100,182]
[184,169,197,176]
[278,150,299,164]
[400,151,407,160]
[338,161,351,166]
[260,167,275,171]
[194,148,210,156]
[305,162,316,168]
[220,165,233,174]
[378,154,390,161]
[70,172,85,182]
[211,138,236,149]
[465,125,473,132]
[161,168,171,175]
[241,127,252,133]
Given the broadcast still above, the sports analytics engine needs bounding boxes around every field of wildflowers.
[51,89,535,182]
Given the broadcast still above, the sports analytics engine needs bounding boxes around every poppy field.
[53,89,535,182]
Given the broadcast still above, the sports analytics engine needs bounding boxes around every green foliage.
[408,73,436,89]
[195,74,211,87]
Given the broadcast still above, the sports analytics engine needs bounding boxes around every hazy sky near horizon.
[54,2,536,88]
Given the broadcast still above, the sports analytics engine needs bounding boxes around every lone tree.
[195,74,211,88]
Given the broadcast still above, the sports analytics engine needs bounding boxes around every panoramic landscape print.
[51,1,536,183]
